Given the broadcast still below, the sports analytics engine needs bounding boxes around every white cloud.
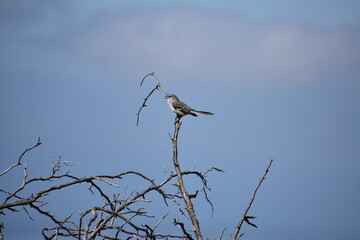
[67,8,360,86]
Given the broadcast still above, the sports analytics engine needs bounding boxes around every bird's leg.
[175,116,181,127]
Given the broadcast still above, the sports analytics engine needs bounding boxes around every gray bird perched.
[165,94,214,118]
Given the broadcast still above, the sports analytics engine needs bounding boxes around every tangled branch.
[1,138,223,240]
[2,73,275,239]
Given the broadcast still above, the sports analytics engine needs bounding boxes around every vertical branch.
[232,159,274,240]
[170,119,203,240]
[0,223,3,240]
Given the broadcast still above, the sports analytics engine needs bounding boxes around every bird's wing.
[172,101,194,113]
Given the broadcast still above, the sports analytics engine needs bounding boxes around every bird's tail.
[192,110,214,116]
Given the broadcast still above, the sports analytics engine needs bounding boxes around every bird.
[165,94,214,119]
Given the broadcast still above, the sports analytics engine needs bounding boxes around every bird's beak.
[164,95,169,99]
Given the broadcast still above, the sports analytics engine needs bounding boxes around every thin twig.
[219,227,226,240]
[173,218,194,240]
[0,137,208,240]
[0,137,42,176]
[136,72,169,126]
[232,159,274,240]
[181,168,224,217]
[136,86,159,126]
[153,212,169,230]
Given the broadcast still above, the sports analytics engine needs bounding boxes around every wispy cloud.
[1,2,359,86]
[71,8,360,86]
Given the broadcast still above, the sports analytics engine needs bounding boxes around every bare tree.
[0,73,274,239]
[1,138,221,239]
[137,72,274,239]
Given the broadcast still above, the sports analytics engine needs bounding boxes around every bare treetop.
[0,73,274,240]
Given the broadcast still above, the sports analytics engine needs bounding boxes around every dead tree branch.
[0,223,3,240]
[0,137,42,177]
[232,159,274,240]
[2,139,223,239]
[136,72,170,126]
[1,163,186,239]
[173,218,194,240]
[1,74,275,239]
[170,120,203,240]
[181,168,224,217]
[218,227,227,240]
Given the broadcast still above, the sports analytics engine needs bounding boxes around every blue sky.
[1,0,360,239]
